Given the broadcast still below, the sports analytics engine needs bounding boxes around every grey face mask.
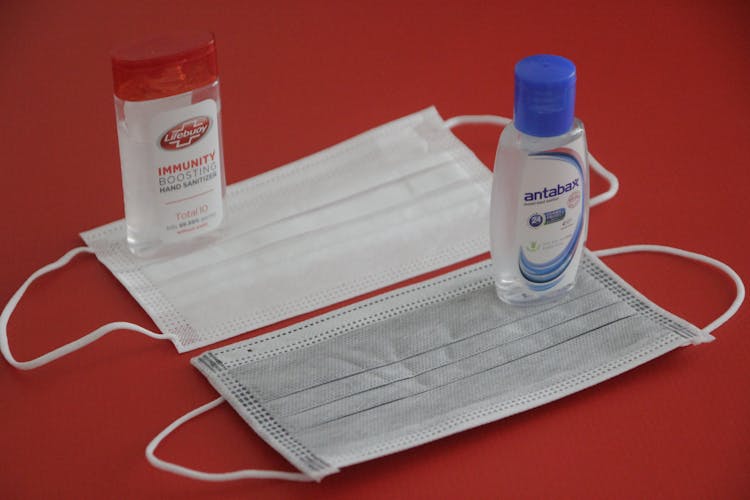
[146,245,743,482]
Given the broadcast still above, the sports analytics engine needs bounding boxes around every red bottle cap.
[111,32,219,101]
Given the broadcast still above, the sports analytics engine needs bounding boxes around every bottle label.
[149,99,223,242]
[516,144,586,292]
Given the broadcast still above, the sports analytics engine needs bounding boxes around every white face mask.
[145,245,743,482]
[0,107,619,367]
[0,108,555,366]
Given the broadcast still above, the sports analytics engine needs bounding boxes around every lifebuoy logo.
[160,116,210,150]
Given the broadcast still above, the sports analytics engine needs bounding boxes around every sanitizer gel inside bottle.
[490,54,589,305]
[111,33,227,258]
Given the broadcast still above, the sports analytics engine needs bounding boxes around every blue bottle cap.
[514,54,576,137]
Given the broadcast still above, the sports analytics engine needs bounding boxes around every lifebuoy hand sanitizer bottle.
[111,32,227,258]
[490,54,589,305]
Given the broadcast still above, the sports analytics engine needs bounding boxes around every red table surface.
[1,1,748,498]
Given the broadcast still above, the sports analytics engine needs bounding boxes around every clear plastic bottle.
[111,33,227,258]
[490,55,589,305]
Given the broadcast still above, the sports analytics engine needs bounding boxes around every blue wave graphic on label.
[518,148,584,291]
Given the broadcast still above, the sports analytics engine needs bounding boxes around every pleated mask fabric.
[79,107,494,352]
[164,248,731,481]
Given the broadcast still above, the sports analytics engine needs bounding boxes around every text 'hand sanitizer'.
[490,54,589,305]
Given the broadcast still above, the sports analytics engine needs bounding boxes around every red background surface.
[1,1,749,498]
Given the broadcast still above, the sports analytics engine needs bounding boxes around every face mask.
[0,107,620,368]
[146,244,743,482]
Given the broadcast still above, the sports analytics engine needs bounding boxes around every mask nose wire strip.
[0,246,178,370]
[444,114,619,208]
[593,244,745,338]
[145,396,314,482]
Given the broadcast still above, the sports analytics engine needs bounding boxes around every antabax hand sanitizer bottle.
[490,54,589,305]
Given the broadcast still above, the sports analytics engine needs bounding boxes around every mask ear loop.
[593,244,745,339]
[444,114,620,207]
[0,246,178,370]
[145,396,314,482]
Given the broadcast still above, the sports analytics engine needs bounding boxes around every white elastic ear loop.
[145,396,313,482]
[593,244,745,338]
[445,114,619,207]
[0,246,177,370]
[586,153,619,207]
[444,114,511,128]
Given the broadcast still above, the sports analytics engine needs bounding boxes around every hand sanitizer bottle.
[111,33,227,258]
[490,54,589,305]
